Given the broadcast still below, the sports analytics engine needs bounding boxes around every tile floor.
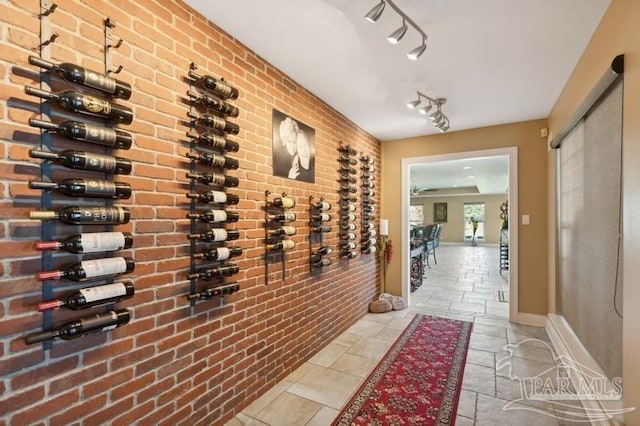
[226,245,583,425]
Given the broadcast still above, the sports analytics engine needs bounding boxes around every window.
[463,202,485,240]
[409,205,424,227]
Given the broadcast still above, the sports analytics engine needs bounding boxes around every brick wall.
[0,0,380,424]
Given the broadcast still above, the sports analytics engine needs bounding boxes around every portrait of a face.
[272,109,315,183]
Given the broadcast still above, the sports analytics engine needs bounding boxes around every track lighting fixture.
[365,0,386,23]
[407,92,450,132]
[364,0,429,60]
[387,19,407,44]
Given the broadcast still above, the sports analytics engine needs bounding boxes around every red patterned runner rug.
[332,314,472,426]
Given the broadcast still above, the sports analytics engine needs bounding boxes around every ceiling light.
[387,20,407,44]
[407,39,427,60]
[463,166,472,170]
[408,95,451,132]
[365,1,386,23]
[418,103,433,115]
[364,0,429,60]
[406,94,421,109]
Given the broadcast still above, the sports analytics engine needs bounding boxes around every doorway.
[401,147,518,321]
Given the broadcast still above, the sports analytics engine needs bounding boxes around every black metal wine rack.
[309,196,333,272]
[186,62,242,307]
[360,154,377,255]
[24,3,135,349]
[337,142,358,261]
[264,191,296,285]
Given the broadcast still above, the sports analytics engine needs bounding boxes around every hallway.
[227,245,582,425]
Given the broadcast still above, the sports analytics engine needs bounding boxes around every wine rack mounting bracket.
[264,190,287,286]
[38,0,56,351]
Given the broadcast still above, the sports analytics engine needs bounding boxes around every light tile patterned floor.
[226,245,581,425]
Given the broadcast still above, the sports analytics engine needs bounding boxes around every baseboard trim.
[546,314,625,425]
[513,312,547,327]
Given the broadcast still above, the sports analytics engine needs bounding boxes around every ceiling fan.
[411,185,437,195]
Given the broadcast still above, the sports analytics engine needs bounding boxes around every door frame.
[401,146,519,321]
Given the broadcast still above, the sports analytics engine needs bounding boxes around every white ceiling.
[183,0,610,192]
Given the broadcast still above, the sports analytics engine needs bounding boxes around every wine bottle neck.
[25,86,57,100]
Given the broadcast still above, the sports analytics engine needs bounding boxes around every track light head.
[365,1,386,23]
[429,110,441,121]
[407,99,421,109]
[418,103,433,115]
[387,20,407,44]
[407,39,426,60]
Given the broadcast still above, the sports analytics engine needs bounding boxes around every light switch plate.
[522,214,530,225]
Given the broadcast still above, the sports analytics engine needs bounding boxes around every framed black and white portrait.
[272,109,316,183]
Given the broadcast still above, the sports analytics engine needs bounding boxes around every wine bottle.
[340,195,357,203]
[364,222,375,230]
[186,172,239,188]
[339,165,357,175]
[343,213,356,222]
[362,245,377,255]
[361,164,376,173]
[266,239,295,251]
[312,201,331,211]
[268,226,297,237]
[188,91,239,117]
[340,185,357,193]
[29,149,132,175]
[362,237,377,246]
[340,241,357,250]
[192,247,243,261]
[186,210,239,223]
[314,246,333,256]
[188,229,240,242]
[361,181,375,189]
[30,206,130,225]
[188,263,239,280]
[338,145,356,155]
[340,232,356,240]
[361,173,375,181]
[186,191,239,205]
[363,205,376,214]
[186,131,239,153]
[186,152,239,170]
[187,111,239,135]
[29,56,132,100]
[311,225,331,233]
[362,214,373,222]
[360,155,374,164]
[341,223,356,231]
[25,309,130,344]
[29,178,132,199]
[36,232,133,254]
[188,282,240,301]
[188,69,239,100]
[340,204,356,212]
[341,251,358,259]
[267,212,296,223]
[362,230,377,239]
[361,197,373,205]
[312,258,332,268]
[271,196,295,209]
[24,87,133,124]
[38,257,135,282]
[311,213,331,222]
[38,281,135,312]
[338,155,357,165]
[29,119,132,149]
[338,175,357,184]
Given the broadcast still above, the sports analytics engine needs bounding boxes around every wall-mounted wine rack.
[23,2,136,348]
[264,191,296,285]
[185,62,242,307]
[309,196,333,272]
[360,154,377,255]
[337,142,358,261]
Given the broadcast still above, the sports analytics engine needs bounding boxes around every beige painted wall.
[410,194,508,243]
[381,119,548,315]
[547,0,640,422]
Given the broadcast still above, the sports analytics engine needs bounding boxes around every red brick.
[11,389,79,425]
[83,368,133,399]
[84,396,134,425]
[0,385,44,415]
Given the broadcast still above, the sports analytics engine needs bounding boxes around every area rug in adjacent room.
[332,314,472,426]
